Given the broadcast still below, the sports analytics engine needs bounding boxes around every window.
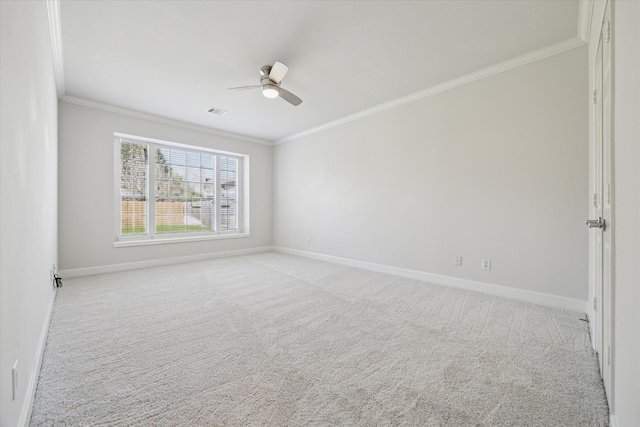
[115,134,247,246]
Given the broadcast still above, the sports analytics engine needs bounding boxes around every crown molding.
[46,0,65,97]
[275,37,586,145]
[60,95,273,146]
[578,0,594,43]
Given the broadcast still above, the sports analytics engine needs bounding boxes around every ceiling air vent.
[207,107,227,116]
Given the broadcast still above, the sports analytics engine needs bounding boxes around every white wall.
[611,2,640,425]
[274,47,588,302]
[0,1,59,426]
[58,102,273,271]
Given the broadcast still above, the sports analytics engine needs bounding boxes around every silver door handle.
[586,217,605,230]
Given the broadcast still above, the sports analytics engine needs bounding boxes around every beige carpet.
[30,252,608,426]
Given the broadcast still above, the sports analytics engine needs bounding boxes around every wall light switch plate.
[482,259,491,270]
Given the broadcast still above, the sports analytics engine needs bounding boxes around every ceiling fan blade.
[278,88,302,106]
[226,85,261,91]
[269,61,289,84]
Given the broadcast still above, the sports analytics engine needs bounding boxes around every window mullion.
[148,142,156,238]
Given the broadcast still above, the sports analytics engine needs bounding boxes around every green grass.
[155,224,210,233]
[121,226,146,235]
[121,224,210,235]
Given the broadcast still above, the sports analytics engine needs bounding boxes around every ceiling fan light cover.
[262,85,279,99]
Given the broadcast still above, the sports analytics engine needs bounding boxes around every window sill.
[113,233,250,248]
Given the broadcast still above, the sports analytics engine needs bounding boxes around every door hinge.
[607,345,611,365]
[605,21,611,43]
[593,89,598,104]
[607,184,611,205]
[593,297,598,312]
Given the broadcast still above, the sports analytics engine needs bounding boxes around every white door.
[589,1,613,403]
[601,2,613,400]
[592,32,603,366]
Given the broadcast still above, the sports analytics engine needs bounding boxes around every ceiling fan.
[227,61,302,106]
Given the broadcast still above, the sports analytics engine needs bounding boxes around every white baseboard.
[59,246,274,278]
[273,247,587,313]
[610,414,618,427]
[19,288,57,427]
[60,246,587,312]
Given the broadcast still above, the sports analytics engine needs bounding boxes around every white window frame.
[113,133,250,247]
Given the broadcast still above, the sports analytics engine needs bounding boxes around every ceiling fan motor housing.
[260,65,272,77]
[260,75,279,87]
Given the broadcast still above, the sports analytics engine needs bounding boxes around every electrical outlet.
[482,259,491,270]
[455,256,462,266]
[12,360,18,400]
[306,238,311,246]
[195,244,200,252]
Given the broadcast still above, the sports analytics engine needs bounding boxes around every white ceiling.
[59,1,581,142]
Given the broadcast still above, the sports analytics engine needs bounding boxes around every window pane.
[133,160,147,177]
[220,156,238,230]
[171,223,186,233]
[121,177,133,195]
[200,201,214,230]
[170,150,185,166]
[121,200,134,216]
[170,181,185,197]
[133,224,146,234]
[156,215,170,233]
[201,154,214,169]
[171,165,186,180]
[186,152,200,168]
[221,200,236,230]
[155,200,170,216]
[121,159,132,177]
[189,183,201,197]
[132,146,147,161]
[152,145,219,234]
[201,168,214,182]
[136,199,147,215]
[120,142,148,235]
[156,147,170,163]
[156,179,170,198]
[121,216,134,234]
[133,179,146,196]
[186,167,200,182]
[202,183,214,198]
[120,143,134,160]
[155,163,170,179]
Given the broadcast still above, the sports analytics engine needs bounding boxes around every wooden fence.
[121,200,214,228]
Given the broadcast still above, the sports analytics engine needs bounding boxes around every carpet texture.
[30,253,609,426]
